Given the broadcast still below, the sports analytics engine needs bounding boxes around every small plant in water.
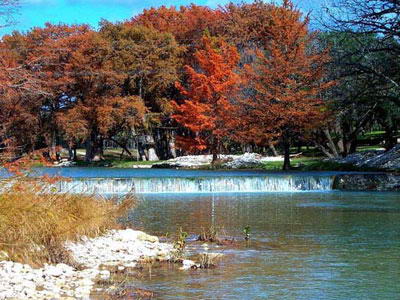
[198,252,220,269]
[243,226,251,241]
[198,225,219,242]
[172,227,188,260]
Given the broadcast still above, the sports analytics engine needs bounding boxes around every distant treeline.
[0,0,399,169]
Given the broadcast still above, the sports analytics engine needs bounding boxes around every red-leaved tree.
[237,0,333,170]
[172,36,240,162]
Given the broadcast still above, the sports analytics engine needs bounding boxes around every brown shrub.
[0,176,136,267]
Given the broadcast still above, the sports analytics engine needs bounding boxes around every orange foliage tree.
[131,5,222,47]
[237,0,333,170]
[99,22,183,160]
[0,24,90,159]
[54,29,147,162]
[219,0,275,48]
[172,36,240,161]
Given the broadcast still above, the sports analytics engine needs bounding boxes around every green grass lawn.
[64,148,164,168]
[74,159,164,168]
[261,157,380,172]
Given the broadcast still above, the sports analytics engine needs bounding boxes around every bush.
[0,176,136,267]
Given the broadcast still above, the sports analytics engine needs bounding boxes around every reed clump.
[0,176,136,267]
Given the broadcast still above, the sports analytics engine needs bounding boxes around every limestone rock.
[334,174,400,191]
[153,153,283,169]
[332,145,400,170]
[0,229,172,300]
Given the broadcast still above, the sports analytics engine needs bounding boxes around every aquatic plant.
[243,226,251,241]
[198,225,219,242]
[198,253,220,269]
[172,227,188,260]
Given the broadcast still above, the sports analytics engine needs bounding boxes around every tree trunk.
[169,135,177,158]
[282,135,291,171]
[72,147,77,161]
[85,133,103,162]
[269,142,279,156]
[68,145,74,161]
[314,141,335,159]
[211,137,219,164]
[349,139,358,154]
[146,135,159,161]
[153,129,172,160]
[137,138,147,161]
[323,128,340,157]
[384,125,397,150]
[49,128,58,161]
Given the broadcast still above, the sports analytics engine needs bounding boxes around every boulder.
[223,153,264,169]
[152,153,283,169]
[180,260,196,270]
[333,174,400,191]
[136,232,159,243]
[332,145,400,170]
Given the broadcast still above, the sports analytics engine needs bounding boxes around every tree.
[0,24,90,159]
[325,0,400,43]
[172,36,240,162]
[131,5,221,51]
[237,0,332,170]
[219,0,275,49]
[317,0,400,154]
[324,0,400,104]
[310,32,399,157]
[55,29,148,162]
[58,96,146,161]
[100,22,182,160]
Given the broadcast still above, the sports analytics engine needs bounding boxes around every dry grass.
[0,176,136,267]
[198,252,221,269]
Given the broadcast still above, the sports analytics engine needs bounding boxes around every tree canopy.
[1,0,399,168]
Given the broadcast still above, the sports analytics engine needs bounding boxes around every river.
[37,168,400,299]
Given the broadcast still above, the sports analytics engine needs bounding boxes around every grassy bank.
[261,158,352,171]
[261,157,388,172]
[0,177,135,267]
[74,159,163,168]
[59,148,164,168]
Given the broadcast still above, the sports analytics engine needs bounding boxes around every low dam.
[56,174,334,194]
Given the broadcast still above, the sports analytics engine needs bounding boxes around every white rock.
[0,229,172,300]
[153,153,283,169]
[180,260,196,270]
[99,270,111,280]
[44,264,65,277]
[117,266,125,271]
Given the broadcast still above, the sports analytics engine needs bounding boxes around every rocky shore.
[332,145,400,171]
[0,229,173,300]
[152,153,283,169]
[334,173,400,191]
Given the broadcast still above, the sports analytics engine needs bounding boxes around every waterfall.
[55,175,334,194]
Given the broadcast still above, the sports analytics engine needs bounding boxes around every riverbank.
[53,150,399,173]
[0,229,174,299]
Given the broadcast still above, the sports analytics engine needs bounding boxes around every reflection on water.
[124,192,400,300]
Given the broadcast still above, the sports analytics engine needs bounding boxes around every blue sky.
[1,0,324,36]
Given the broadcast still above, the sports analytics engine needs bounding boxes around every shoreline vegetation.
[0,176,174,299]
[45,129,399,173]
[48,147,399,174]
[0,174,227,299]
[0,177,135,266]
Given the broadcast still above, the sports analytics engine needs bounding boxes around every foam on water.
[56,175,334,194]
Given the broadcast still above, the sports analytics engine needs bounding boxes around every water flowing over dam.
[55,174,334,194]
